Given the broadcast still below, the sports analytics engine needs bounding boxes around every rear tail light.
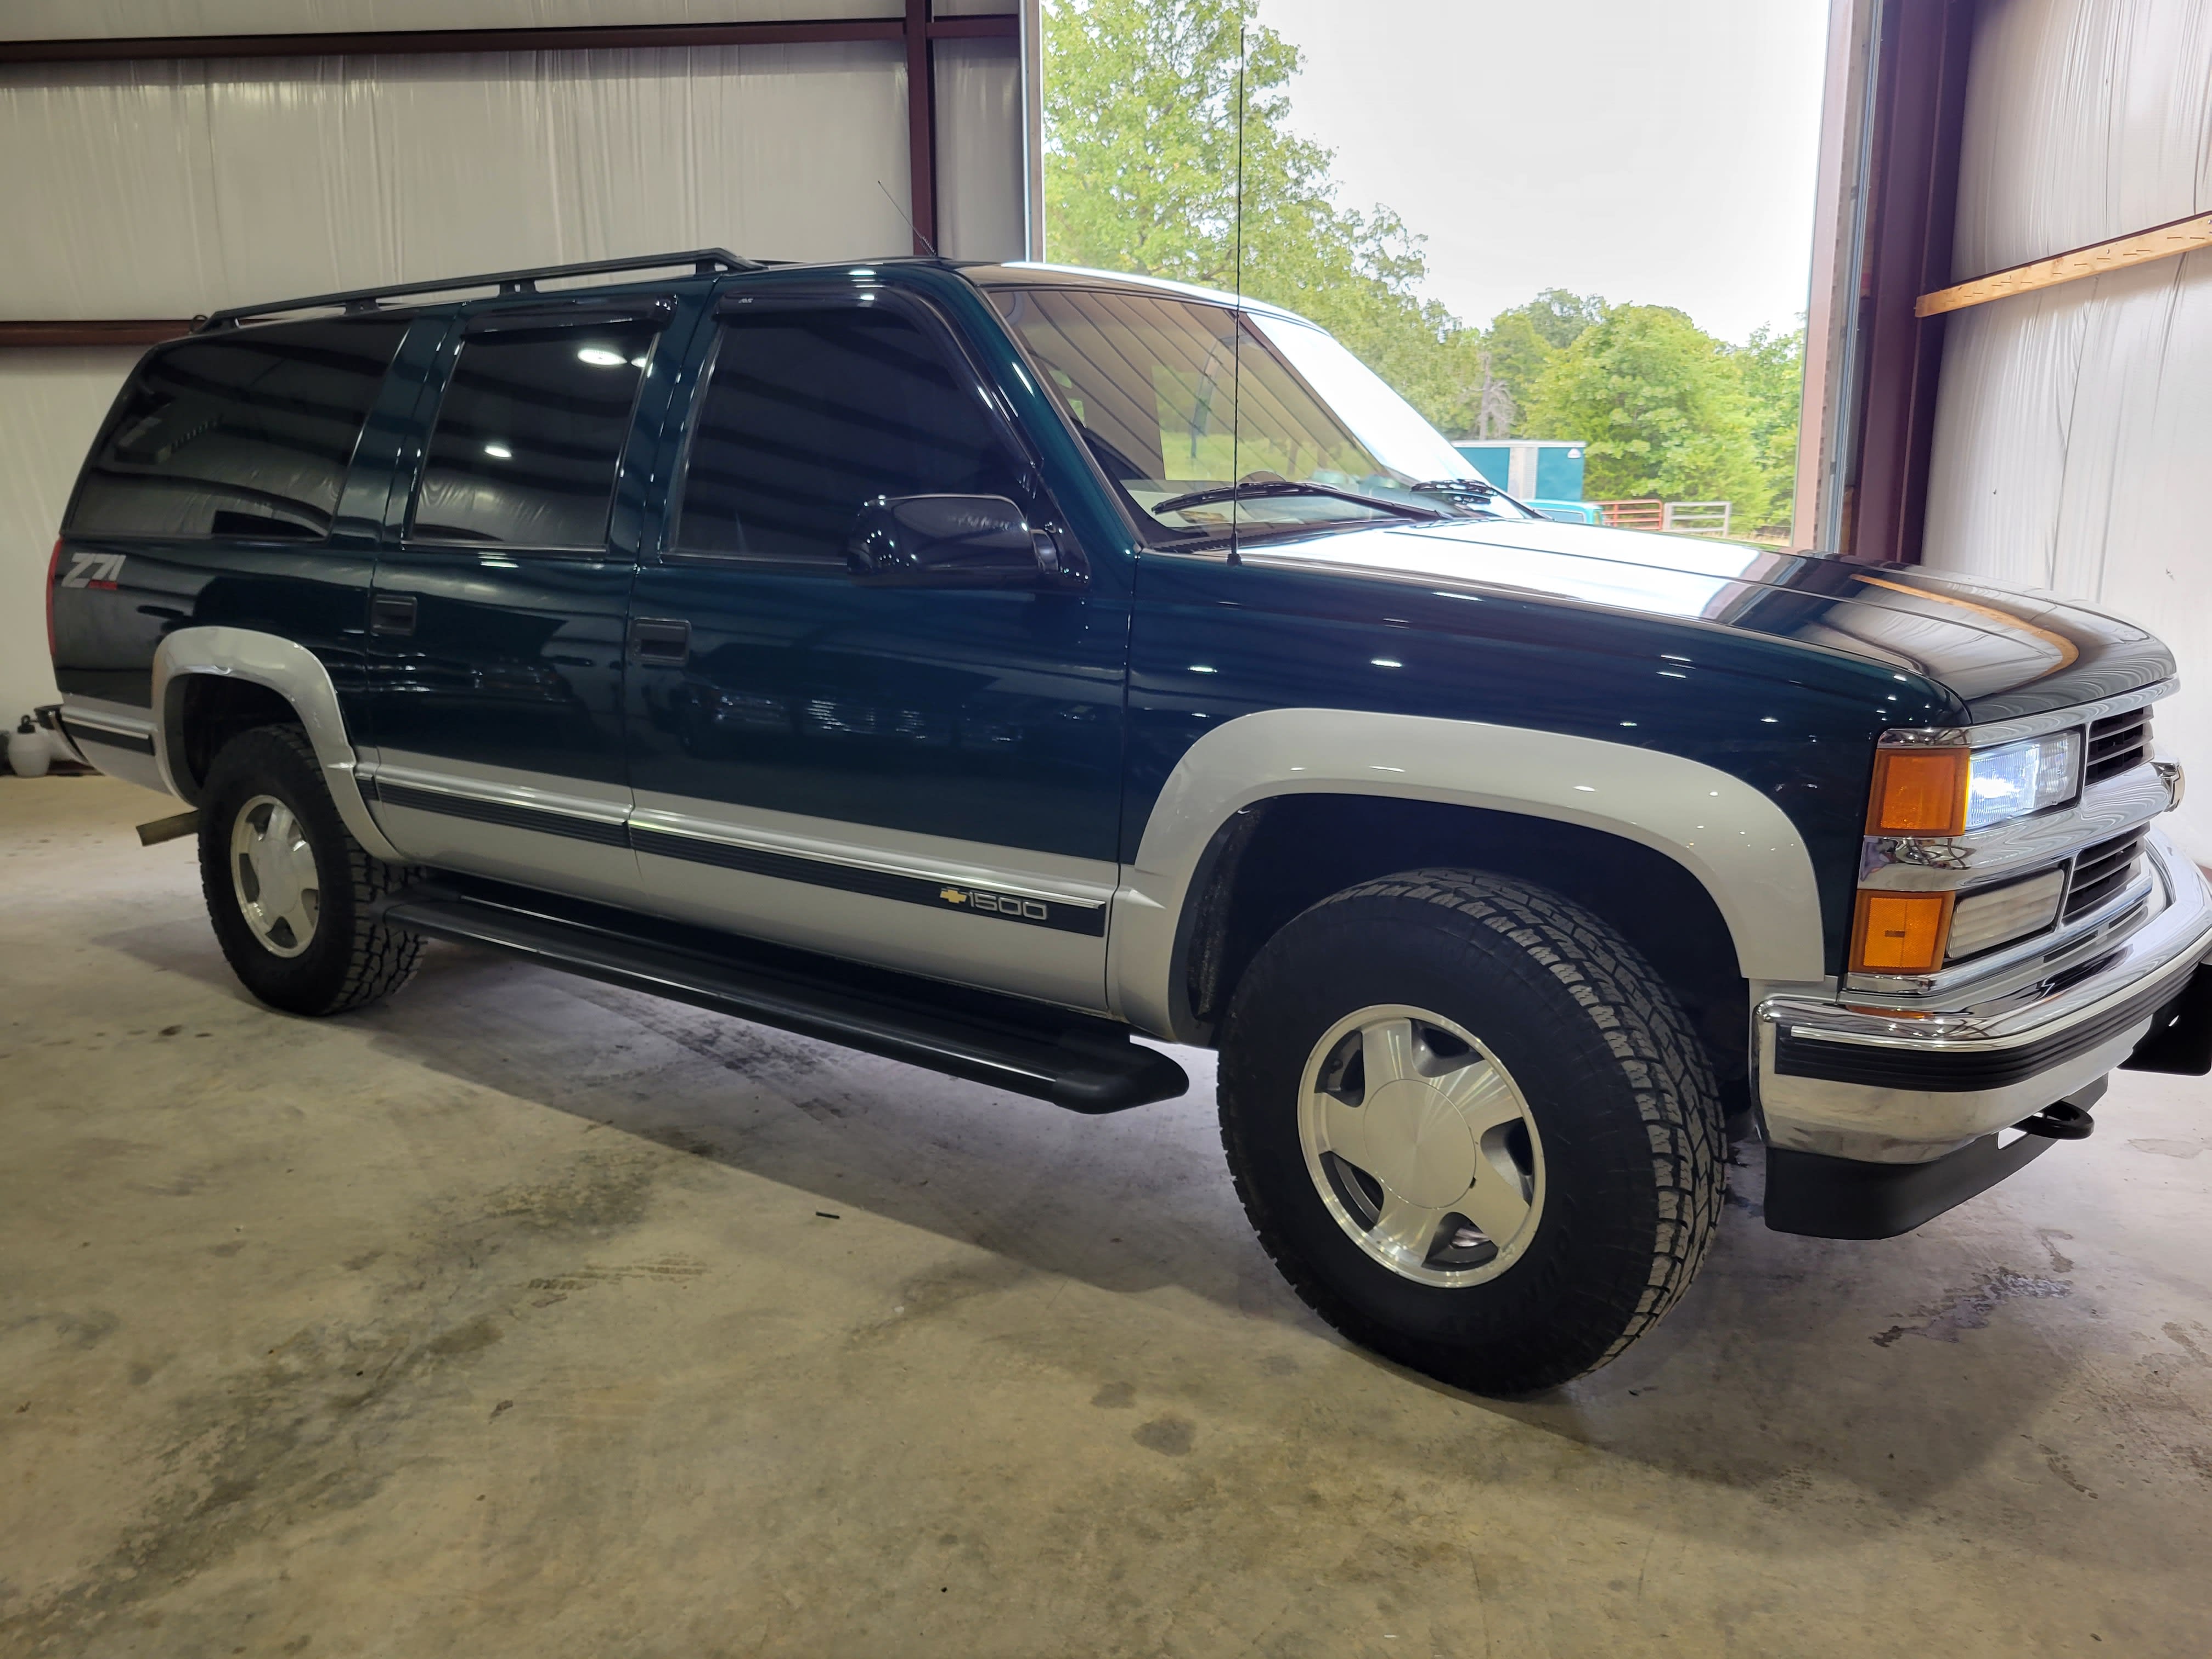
[44,538,64,659]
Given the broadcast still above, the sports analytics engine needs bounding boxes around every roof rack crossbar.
[197,248,764,331]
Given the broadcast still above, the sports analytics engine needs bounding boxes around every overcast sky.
[1254,0,1832,344]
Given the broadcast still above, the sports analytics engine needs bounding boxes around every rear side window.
[409,326,655,550]
[673,305,1018,562]
[70,319,408,540]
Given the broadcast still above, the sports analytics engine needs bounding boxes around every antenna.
[1228,15,1248,567]
[878,179,937,257]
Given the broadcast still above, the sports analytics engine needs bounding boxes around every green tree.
[1042,0,1800,522]
[1042,0,1487,433]
[1525,305,1768,514]
[1729,320,1805,529]
[1477,289,1606,438]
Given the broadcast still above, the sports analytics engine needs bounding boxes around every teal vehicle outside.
[43,251,2210,1397]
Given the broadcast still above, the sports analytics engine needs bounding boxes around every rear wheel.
[198,724,422,1015]
[1217,868,1723,1396]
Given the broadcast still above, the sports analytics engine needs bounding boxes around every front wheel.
[1217,869,1723,1396]
[198,724,423,1016]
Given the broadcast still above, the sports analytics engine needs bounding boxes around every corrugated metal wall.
[1922,0,2212,860]
[0,1,1028,733]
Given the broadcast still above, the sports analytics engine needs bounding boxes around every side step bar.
[379,883,1189,1115]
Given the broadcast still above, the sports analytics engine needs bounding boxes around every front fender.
[1106,708,1829,1036]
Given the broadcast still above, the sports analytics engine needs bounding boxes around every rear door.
[622,283,1130,1009]
[362,297,683,903]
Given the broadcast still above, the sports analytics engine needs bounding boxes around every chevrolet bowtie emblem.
[939,887,969,905]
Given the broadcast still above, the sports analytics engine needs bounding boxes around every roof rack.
[196,248,766,331]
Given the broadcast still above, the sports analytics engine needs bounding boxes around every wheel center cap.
[1363,1077,1479,1208]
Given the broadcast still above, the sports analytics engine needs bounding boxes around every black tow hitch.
[2013,1101,2096,1141]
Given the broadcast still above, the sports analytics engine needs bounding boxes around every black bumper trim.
[1764,1132,2056,1239]
[2119,962,2212,1075]
[1773,955,2202,1091]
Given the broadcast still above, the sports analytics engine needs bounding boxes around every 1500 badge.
[939,885,1053,923]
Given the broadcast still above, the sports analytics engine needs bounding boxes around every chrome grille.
[2064,828,2146,922]
[2085,708,2152,787]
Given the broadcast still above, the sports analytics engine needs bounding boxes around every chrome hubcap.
[1297,1005,1545,1286]
[230,794,320,958]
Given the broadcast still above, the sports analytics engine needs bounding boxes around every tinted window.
[674,306,1018,561]
[70,319,408,540]
[410,326,654,549]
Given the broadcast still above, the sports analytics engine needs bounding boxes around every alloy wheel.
[230,793,321,958]
[1296,1005,1545,1286]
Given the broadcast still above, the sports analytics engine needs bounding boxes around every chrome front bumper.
[1756,831,2212,1163]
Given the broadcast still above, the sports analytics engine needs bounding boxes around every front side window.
[673,303,1020,562]
[986,286,1531,538]
[410,325,654,549]
[70,318,408,540]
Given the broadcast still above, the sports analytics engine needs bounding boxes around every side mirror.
[845,495,1082,589]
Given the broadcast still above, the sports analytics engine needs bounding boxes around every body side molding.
[1108,708,1828,1036]
[151,627,403,862]
[54,696,165,793]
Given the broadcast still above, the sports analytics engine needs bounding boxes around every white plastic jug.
[8,716,51,778]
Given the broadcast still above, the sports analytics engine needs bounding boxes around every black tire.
[1217,868,1723,1396]
[198,724,423,1016]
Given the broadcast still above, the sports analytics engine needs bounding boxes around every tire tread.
[1217,867,1724,1391]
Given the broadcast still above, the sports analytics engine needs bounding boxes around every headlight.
[1868,731,2081,836]
[1965,732,2081,829]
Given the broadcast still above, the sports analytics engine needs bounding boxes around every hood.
[1242,517,2173,722]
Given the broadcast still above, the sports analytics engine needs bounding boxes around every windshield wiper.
[1410,478,1536,519]
[1153,479,1444,521]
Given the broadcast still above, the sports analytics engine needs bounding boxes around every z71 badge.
[59,551,126,590]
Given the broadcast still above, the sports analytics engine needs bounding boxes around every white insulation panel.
[0,21,1031,724]
[1923,0,2212,862]
[0,353,139,728]
[0,44,919,318]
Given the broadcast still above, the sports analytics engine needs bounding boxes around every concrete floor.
[3,774,2210,1659]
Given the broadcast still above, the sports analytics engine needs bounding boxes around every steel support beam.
[0,15,1015,64]
[905,0,938,256]
[1801,0,1974,566]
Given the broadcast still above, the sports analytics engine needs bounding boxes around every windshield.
[987,286,1533,537]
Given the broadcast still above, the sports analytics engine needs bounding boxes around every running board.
[378,883,1188,1115]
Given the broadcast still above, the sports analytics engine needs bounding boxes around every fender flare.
[152,627,403,862]
[1105,708,1829,1037]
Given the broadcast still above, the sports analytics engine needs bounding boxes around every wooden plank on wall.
[1917,212,2212,317]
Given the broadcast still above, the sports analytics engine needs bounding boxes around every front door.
[623,285,1130,1009]
[363,299,679,904]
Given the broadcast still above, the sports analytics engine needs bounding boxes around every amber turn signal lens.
[1852,890,1956,974]
[1867,747,1970,836]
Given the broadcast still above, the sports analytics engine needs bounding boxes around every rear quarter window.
[69,318,409,541]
